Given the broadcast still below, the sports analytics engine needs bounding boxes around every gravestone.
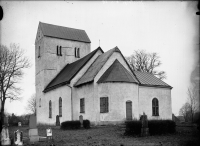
[28,115,39,143]
[1,125,11,145]
[18,122,21,127]
[14,130,23,145]
[79,115,83,127]
[56,115,60,126]
[140,112,149,137]
[46,127,54,145]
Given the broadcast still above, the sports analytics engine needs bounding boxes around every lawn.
[8,124,199,146]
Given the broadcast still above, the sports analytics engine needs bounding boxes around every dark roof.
[134,71,172,89]
[74,47,122,86]
[43,47,103,92]
[97,60,138,84]
[39,22,91,43]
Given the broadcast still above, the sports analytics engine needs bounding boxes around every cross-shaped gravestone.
[14,130,23,145]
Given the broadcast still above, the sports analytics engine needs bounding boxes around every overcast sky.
[1,1,199,116]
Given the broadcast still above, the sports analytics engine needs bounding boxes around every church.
[35,22,173,125]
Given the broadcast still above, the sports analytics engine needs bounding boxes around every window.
[59,97,62,117]
[77,48,80,58]
[59,46,62,56]
[75,47,80,58]
[57,46,62,56]
[49,100,52,118]
[80,98,85,113]
[38,46,41,58]
[100,97,109,113]
[152,98,159,116]
[39,98,41,107]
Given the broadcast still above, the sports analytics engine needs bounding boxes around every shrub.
[125,120,142,136]
[124,120,176,136]
[61,121,81,130]
[83,120,90,129]
[148,120,176,135]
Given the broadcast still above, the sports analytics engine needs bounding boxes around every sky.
[0,1,199,116]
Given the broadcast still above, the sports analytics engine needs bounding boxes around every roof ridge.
[40,22,85,31]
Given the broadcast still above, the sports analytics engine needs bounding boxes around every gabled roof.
[134,71,172,89]
[97,60,138,84]
[74,46,123,87]
[43,47,103,93]
[39,22,91,43]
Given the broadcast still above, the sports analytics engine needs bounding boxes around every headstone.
[1,125,11,145]
[46,127,53,144]
[140,112,149,137]
[56,115,60,126]
[18,122,21,127]
[79,115,83,127]
[28,115,39,143]
[14,130,23,145]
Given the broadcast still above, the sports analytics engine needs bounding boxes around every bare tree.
[26,94,36,115]
[179,102,191,122]
[187,87,198,122]
[126,50,166,80]
[0,43,30,132]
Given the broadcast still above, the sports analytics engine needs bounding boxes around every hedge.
[125,120,176,136]
[61,121,81,130]
[83,120,90,129]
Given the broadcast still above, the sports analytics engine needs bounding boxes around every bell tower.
[35,22,91,122]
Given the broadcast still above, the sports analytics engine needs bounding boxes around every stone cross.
[29,115,37,129]
[79,115,83,127]
[140,112,149,137]
[56,115,60,126]
[1,125,11,145]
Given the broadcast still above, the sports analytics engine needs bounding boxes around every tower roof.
[39,22,91,43]
[97,60,138,84]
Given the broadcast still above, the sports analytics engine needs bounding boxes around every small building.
[35,22,173,125]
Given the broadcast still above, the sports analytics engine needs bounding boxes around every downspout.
[67,85,73,121]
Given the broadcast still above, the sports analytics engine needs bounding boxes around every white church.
[35,22,173,125]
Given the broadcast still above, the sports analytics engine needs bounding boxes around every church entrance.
[126,101,132,120]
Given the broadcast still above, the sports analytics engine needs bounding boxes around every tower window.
[57,46,62,56]
[38,46,41,58]
[75,47,80,58]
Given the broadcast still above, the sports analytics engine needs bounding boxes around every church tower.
[35,22,91,119]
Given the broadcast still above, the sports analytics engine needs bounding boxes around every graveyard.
[2,122,199,146]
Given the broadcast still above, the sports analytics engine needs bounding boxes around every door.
[126,101,132,120]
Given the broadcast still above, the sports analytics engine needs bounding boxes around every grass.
[7,124,199,146]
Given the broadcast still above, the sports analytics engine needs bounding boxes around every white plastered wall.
[139,86,172,120]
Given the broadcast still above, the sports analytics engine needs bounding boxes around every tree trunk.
[0,98,5,133]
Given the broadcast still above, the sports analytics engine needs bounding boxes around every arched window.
[59,46,62,56]
[38,46,41,58]
[152,98,159,116]
[39,98,41,107]
[75,47,77,57]
[75,47,80,58]
[49,100,52,118]
[59,97,62,117]
[57,46,59,55]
